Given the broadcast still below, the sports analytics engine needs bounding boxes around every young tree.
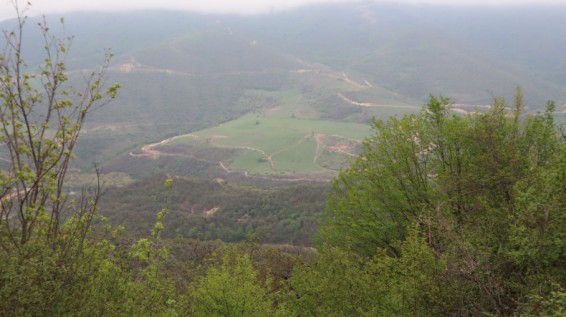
[188,250,275,317]
[0,1,119,251]
[0,2,121,315]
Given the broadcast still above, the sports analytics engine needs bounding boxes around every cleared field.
[121,83,420,178]
[169,112,370,176]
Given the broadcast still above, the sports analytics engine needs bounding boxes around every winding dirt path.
[313,133,325,165]
[337,72,372,89]
[218,161,330,183]
[129,133,198,159]
[338,93,415,108]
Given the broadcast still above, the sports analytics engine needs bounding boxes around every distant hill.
[4,3,565,105]
[1,3,565,171]
[235,3,566,106]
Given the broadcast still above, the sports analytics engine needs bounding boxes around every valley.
[1,2,566,315]
[2,2,566,245]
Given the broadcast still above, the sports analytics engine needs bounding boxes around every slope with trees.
[313,89,565,315]
[1,2,565,316]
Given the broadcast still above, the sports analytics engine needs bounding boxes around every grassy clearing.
[154,87,419,177]
[271,136,323,173]
[170,111,370,176]
[230,149,272,173]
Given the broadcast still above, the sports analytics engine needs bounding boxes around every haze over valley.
[3,1,566,314]
[2,1,566,242]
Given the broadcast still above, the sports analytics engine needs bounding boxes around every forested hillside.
[1,2,565,315]
[4,3,565,242]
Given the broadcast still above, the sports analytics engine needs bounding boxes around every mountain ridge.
[2,3,565,172]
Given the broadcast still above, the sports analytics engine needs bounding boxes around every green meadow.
[170,111,370,176]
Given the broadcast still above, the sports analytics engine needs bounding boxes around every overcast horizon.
[2,0,566,21]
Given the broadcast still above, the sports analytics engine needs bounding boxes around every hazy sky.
[2,0,566,21]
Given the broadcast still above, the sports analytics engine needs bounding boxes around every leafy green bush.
[319,89,565,315]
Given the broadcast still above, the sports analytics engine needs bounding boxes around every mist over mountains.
[2,2,565,169]
[5,2,565,104]
[3,2,566,314]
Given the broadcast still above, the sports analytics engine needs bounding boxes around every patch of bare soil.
[263,106,283,117]
[328,144,358,157]
[335,72,374,89]
[129,133,199,159]
[203,207,220,218]
[208,135,227,144]
[313,133,326,164]
[338,93,414,108]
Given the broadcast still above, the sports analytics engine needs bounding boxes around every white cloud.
[0,0,353,20]
[1,0,566,21]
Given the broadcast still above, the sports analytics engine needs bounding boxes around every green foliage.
[288,247,375,316]
[123,184,180,317]
[320,90,566,315]
[0,187,178,316]
[0,6,119,251]
[289,226,444,316]
[0,5,176,316]
[321,109,434,256]
[188,250,276,317]
[519,284,566,317]
[0,213,168,316]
